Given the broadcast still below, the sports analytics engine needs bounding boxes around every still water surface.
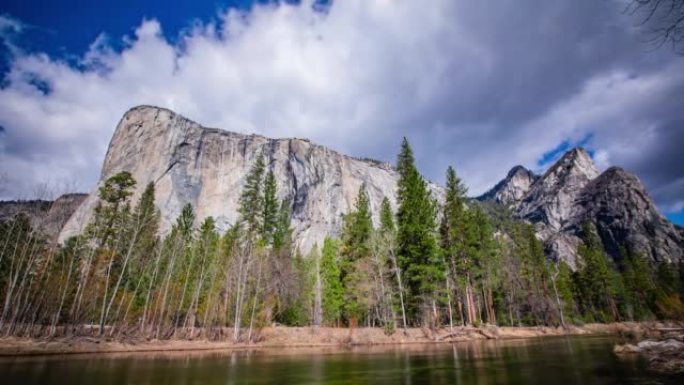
[0,335,681,385]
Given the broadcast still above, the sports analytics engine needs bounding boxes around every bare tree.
[628,0,684,52]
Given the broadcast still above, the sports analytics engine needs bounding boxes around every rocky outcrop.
[517,148,599,232]
[481,148,683,268]
[476,166,538,206]
[571,167,683,264]
[0,193,86,240]
[615,331,684,374]
[59,106,441,252]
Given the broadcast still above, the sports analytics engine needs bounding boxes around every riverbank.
[614,326,684,374]
[0,322,672,357]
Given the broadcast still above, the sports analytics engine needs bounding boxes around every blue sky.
[1,1,256,71]
[0,0,683,225]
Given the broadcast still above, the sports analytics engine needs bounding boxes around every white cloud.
[0,0,683,216]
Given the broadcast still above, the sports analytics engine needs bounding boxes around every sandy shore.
[0,322,668,357]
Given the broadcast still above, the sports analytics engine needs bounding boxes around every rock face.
[481,148,683,267]
[517,148,600,230]
[59,106,440,252]
[477,165,538,206]
[0,193,87,240]
[573,167,682,264]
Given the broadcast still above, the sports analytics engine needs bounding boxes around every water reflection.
[0,336,681,385]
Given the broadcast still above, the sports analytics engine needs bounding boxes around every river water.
[0,335,681,384]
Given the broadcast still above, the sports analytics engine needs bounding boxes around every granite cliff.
[58,106,442,251]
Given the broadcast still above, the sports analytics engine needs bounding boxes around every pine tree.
[262,170,279,245]
[272,199,293,252]
[395,138,442,325]
[380,197,394,234]
[621,248,657,320]
[440,166,472,325]
[176,204,195,240]
[576,221,622,322]
[239,154,266,238]
[131,182,159,270]
[471,206,499,325]
[98,171,136,205]
[340,185,374,325]
[94,171,137,247]
[321,237,344,326]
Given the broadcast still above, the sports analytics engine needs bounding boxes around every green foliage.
[98,171,136,205]
[379,197,395,234]
[262,171,279,244]
[176,204,195,240]
[272,199,293,252]
[321,237,343,325]
[239,154,266,237]
[554,260,577,321]
[340,186,374,323]
[276,252,313,326]
[574,222,623,322]
[621,248,657,320]
[395,138,443,320]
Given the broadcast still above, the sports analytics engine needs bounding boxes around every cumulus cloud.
[0,0,683,216]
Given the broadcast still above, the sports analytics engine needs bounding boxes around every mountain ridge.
[480,148,683,267]
[59,105,442,252]
[50,105,682,267]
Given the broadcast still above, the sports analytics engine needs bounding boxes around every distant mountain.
[0,194,87,240]
[480,148,683,267]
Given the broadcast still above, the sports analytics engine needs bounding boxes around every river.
[0,335,681,384]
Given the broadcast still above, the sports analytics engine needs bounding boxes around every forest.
[0,139,682,342]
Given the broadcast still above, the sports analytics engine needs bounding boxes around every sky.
[0,0,683,225]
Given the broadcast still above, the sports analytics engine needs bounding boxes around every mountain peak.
[477,165,537,205]
[517,147,600,237]
[547,147,599,181]
[507,165,532,178]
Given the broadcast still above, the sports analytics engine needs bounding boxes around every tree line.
[0,139,682,341]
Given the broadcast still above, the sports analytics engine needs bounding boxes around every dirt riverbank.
[0,322,670,357]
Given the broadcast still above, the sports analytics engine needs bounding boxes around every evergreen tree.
[262,170,279,244]
[621,248,657,320]
[471,206,499,325]
[395,138,443,324]
[93,171,137,247]
[321,237,344,326]
[340,185,374,324]
[98,171,136,205]
[176,204,195,240]
[655,260,679,296]
[272,199,293,252]
[239,154,266,238]
[575,222,622,322]
[440,165,475,325]
[132,182,159,259]
[379,197,395,234]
